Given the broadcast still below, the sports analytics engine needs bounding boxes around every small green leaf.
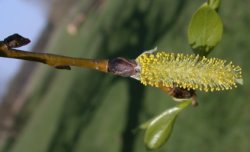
[144,100,191,150]
[188,5,223,56]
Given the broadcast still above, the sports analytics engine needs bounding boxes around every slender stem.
[0,42,108,72]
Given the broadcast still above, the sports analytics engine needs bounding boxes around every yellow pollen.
[135,51,243,92]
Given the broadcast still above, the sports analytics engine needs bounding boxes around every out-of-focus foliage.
[1,0,250,152]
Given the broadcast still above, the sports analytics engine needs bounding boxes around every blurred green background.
[1,0,250,152]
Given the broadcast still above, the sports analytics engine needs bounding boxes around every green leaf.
[188,5,223,56]
[144,101,192,150]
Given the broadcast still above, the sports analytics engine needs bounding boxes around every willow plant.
[0,0,244,150]
[0,34,242,103]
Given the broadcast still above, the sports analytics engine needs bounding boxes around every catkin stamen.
[135,51,243,92]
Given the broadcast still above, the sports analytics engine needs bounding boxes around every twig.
[0,34,108,72]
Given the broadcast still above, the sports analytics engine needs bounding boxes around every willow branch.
[0,34,198,105]
[0,34,108,72]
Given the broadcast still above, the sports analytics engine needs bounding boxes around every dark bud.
[161,85,198,106]
[171,87,196,99]
[108,57,138,77]
[171,87,198,106]
[4,33,31,48]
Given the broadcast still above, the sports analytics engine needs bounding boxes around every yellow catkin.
[135,51,243,92]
